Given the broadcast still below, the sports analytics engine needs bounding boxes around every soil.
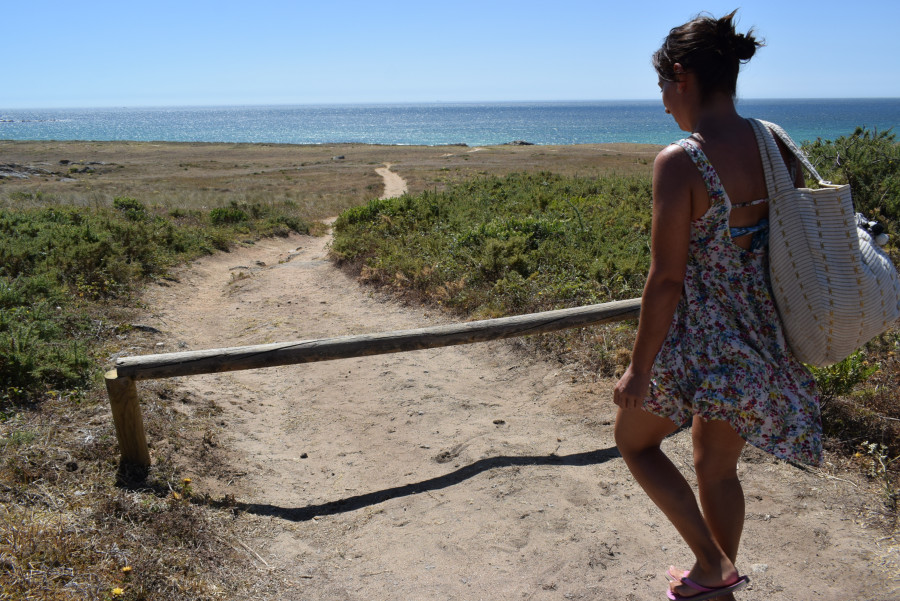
[131,168,900,601]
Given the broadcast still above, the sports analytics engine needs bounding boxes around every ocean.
[1,99,898,147]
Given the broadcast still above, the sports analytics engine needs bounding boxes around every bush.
[805,127,900,226]
[332,171,652,317]
[333,139,900,457]
[0,198,311,408]
[112,196,148,221]
[209,206,248,225]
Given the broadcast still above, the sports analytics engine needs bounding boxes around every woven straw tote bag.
[749,118,900,366]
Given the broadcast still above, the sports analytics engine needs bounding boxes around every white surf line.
[374,163,408,199]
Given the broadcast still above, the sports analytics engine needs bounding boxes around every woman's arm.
[613,145,694,409]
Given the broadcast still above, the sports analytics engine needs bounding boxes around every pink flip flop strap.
[680,575,746,593]
[679,577,718,593]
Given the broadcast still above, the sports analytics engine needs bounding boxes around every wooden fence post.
[105,369,151,467]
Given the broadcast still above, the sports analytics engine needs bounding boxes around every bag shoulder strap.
[753,119,831,185]
[749,118,792,198]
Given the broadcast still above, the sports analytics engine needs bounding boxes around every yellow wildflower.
[182,478,192,485]
[121,566,132,573]
[112,588,125,597]
[172,491,182,500]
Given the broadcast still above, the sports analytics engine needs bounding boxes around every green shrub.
[807,350,879,405]
[0,197,311,407]
[332,171,652,316]
[805,127,900,226]
[112,196,148,221]
[209,205,248,225]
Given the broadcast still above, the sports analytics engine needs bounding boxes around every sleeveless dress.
[644,138,823,466]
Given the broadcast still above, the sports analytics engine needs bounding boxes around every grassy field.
[0,140,659,215]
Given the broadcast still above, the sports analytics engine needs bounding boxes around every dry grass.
[0,140,658,216]
[0,377,261,600]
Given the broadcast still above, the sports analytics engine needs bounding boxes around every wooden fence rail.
[106,297,641,467]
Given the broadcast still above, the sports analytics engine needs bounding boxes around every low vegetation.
[0,191,311,599]
[804,128,900,479]
[332,171,651,375]
[1,194,308,405]
[0,139,657,598]
[806,126,900,225]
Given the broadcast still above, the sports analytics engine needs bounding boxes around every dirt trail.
[375,163,408,199]
[136,169,899,600]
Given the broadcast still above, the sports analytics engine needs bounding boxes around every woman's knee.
[693,450,740,483]
[692,417,745,481]
[614,408,676,456]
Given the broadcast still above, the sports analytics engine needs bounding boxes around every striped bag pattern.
[749,118,900,366]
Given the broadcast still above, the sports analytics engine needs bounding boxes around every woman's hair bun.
[717,11,759,61]
[732,33,759,61]
[715,10,760,62]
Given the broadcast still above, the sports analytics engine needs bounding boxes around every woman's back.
[684,117,770,250]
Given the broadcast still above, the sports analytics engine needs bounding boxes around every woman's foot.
[666,566,689,582]
[667,560,744,600]
[667,574,748,600]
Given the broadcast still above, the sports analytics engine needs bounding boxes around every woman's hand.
[613,365,653,409]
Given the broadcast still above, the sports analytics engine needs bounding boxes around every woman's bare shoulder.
[653,143,699,188]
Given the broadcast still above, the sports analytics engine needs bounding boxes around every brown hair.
[653,10,764,102]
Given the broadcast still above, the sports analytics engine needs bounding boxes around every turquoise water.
[1,99,898,146]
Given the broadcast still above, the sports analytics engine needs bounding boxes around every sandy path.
[375,163,408,198]
[136,172,899,600]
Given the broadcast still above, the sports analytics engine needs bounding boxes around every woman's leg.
[615,408,739,596]
[692,415,746,563]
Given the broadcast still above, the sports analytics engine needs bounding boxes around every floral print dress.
[645,138,822,466]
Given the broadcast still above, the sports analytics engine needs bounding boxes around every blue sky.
[4,0,898,108]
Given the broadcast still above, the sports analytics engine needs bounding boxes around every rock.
[505,140,534,146]
[0,163,50,179]
[332,155,345,160]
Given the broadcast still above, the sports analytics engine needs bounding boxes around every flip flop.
[666,575,749,601]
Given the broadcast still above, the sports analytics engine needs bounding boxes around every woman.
[613,10,822,601]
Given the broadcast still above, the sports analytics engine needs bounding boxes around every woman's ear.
[672,63,687,93]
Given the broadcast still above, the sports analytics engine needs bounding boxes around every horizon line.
[3,97,899,111]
